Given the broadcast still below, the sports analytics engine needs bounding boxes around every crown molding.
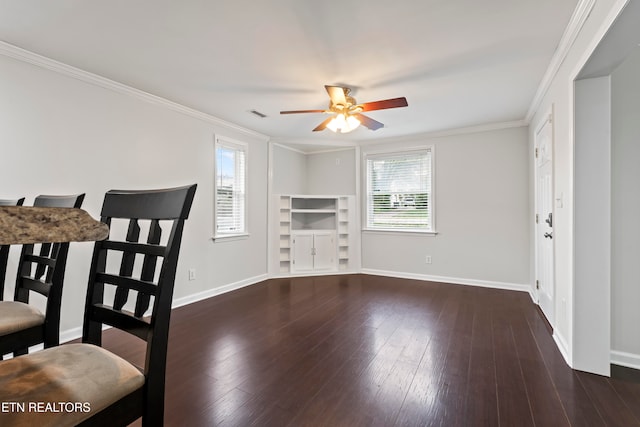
[525,0,596,123]
[270,140,358,155]
[359,119,527,148]
[0,40,268,141]
[271,142,308,155]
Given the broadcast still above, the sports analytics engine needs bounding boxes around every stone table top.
[0,207,109,245]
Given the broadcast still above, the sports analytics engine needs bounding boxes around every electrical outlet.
[425,255,432,264]
[188,269,196,281]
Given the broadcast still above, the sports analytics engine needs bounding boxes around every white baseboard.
[60,327,83,345]
[271,270,356,278]
[171,273,269,309]
[360,268,531,293]
[611,350,640,370]
[553,331,572,369]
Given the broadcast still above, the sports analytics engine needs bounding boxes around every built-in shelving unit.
[276,195,350,274]
[337,197,349,270]
[278,195,292,273]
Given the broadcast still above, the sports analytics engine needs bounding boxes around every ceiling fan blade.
[325,85,347,106]
[280,109,326,114]
[313,117,334,132]
[360,97,408,112]
[354,114,384,131]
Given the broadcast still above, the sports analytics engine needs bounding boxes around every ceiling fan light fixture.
[280,85,406,132]
[327,113,360,133]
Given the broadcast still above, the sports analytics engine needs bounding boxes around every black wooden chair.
[0,197,25,302]
[0,184,196,427]
[0,194,85,358]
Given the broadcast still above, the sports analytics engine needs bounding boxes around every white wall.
[271,144,357,196]
[361,126,530,288]
[306,149,357,195]
[272,144,307,194]
[611,48,640,361]
[0,53,269,337]
[573,76,611,376]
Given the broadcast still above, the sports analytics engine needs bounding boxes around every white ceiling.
[0,0,580,143]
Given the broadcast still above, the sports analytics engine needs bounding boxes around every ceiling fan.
[280,85,408,133]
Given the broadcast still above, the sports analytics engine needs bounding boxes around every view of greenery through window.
[215,143,246,234]
[367,151,431,230]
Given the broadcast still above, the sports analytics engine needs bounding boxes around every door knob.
[544,232,553,239]
[545,212,553,227]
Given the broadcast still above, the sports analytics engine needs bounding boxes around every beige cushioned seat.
[0,301,44,336]
[0,343,145,427]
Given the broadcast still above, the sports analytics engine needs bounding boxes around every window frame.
[213,135,249,241]
[362,146,436,235]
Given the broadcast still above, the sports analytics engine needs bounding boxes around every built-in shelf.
[276,195,350,274]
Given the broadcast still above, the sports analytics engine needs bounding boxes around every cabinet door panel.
[313,232,336,271]
[292,234,314,272]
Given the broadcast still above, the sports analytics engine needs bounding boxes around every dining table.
[0,206,109,245]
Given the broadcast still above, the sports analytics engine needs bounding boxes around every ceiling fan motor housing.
[280,85,407,132]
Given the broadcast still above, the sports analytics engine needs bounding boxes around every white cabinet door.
[292,233,314,272]
[313,232,336,271]
[291,231,336,272]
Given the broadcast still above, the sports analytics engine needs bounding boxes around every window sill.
[362,228,438,237]
[212,233,250,242]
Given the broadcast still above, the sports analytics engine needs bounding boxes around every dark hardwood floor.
[98,274,640,426]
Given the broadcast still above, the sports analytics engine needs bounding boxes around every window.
[365,148,433,232]
[214,136,247,238]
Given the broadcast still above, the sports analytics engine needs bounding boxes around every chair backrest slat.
[22,254,56,268]
[95,273,158,296]
[34,243,55,279]
[19,277,52,297]
[135,219,162,317]
[100,187,196,220]
[90,304,151,341]
[113,220,141,310]
[102,240,166,256]
[141,220,162,281]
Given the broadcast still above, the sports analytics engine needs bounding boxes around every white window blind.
[215,138,247,236]
[365,149,432,232]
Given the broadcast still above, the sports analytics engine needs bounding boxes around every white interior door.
[535,115,555,326]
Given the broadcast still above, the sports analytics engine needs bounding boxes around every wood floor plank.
[523,306,608,426]
[610,366,640,423]
[393,285,462,426]
[577,370,640,426]
[510,305,571,427]
[492,304,536,426]
[461,292,499,427]
[285,346,378,426]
